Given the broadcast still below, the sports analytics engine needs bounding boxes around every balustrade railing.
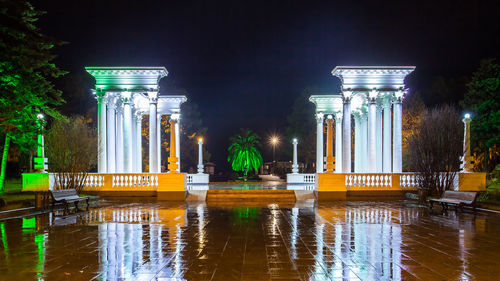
[345,173,393,189]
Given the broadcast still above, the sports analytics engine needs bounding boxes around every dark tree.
[461,59,500,172]
[408,105,463,197]
[0,0,65,191]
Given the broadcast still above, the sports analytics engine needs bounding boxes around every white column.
[97,91,107,173]
[393,91,403,173]
[115,100,124,173]
[106,95,116,173]
[123,93,133,173]
[131,109,137,172]
[157,114,161,172]
[135,113,142,173]
[354,114,361,173]
[292,138,299,174]
[383,99,392,173]
[367,96,377,173]
[334,112,343,173]
[342,94,352,173]
[175,120,180,172]
[315,113,324,173]
[148,93,158,173]
[361,112,368,173]
[376,104,383,172]
[197,138,204,173]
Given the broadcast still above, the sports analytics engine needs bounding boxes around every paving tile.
[1,199,500,280]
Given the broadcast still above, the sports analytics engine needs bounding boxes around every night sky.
[34,0,500,171]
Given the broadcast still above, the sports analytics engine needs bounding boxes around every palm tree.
[227,129,263,180]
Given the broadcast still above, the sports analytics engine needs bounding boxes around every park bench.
[50,189,90,213]
[429,191,478,212]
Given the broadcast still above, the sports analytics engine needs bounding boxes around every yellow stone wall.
[458,172,486,191]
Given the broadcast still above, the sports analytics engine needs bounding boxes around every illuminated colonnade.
[310,66,415,173]
[86,67,187,173]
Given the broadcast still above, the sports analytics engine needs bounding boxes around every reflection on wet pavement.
[1,199,500,280]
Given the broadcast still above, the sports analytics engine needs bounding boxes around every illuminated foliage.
[227,129,263,178]
[0,0,65,191]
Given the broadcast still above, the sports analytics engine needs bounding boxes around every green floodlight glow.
[0,222,9,263]
[22,217,36,229]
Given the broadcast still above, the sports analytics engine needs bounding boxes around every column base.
[167,156,179,172]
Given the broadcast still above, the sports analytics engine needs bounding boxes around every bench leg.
[74,201,81,212]
[429,201,434,210]
[86,198,90,211]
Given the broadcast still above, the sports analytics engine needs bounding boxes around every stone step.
[206,190,296,201]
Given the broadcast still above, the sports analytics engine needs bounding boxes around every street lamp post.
[34,113,47,173]
[292,138,298,174]
[462,113,472,172]
[270,136,280,174]
[197,137,204,174]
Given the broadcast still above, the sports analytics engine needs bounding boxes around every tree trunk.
[0,132,12,193]
[484,147,489,173]
[28,151,33,173]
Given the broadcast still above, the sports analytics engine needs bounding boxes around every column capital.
[95,90,106,102]
[171,113,181,121]
[392,88,405,103]
[120,92,133,104]
[334,112,343,122]
[105,94,117,108]
[342,89,352,103]
[315,112,324,122]
[368,89,378,103]
[148,91,159,104]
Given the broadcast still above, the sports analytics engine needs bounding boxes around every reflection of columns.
[325,115,334,173]
[292,138,298,174]
[157,114,161,172]
[115,100,124,173]
[376,105,383,172]
[148,93,158,173]
[123,93,133,173]
[135,113,142,172]
[367,94,377,172]
[462,114,472,172]
[342,95,352,173]
[354,114,361,173]
[393,92,403,173]
[168,117,179,173]
[106,95,116,173]
[315,113,324,173]
[383,99,392,173]
[335,113,343,173]
[361,112,368,172]
[175,120,180,172]
[97,91,107,173]
[197,138,204,173]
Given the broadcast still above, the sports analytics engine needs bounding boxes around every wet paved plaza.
[1,199,500,280]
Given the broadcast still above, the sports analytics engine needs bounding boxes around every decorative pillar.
[354,114,361,173]
[325,115,334,173]
[342,93,352,173]
[198,137,204,173]
[157,114,161,172]
[135,112,142,173]
[168,116,179,173]
[175,119,180,172]
[96,91,107,173]
[361,111,368,173]
[367,90,377,173]
[334,112,343,173]
[148,92,158,173]
[383,98,392,173]
[131,108,137,172]
[122,93,133,173]
[376,104,383,172]
[462,113,472,172]
[106,95,116,173]
[292,138,299,174]
[392,90,403,173]
[315,113,324,173]
[115,99,124,173]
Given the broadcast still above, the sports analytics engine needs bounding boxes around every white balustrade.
[400,173,420,189]
[287,173,316,184]
[345,173,392,188]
